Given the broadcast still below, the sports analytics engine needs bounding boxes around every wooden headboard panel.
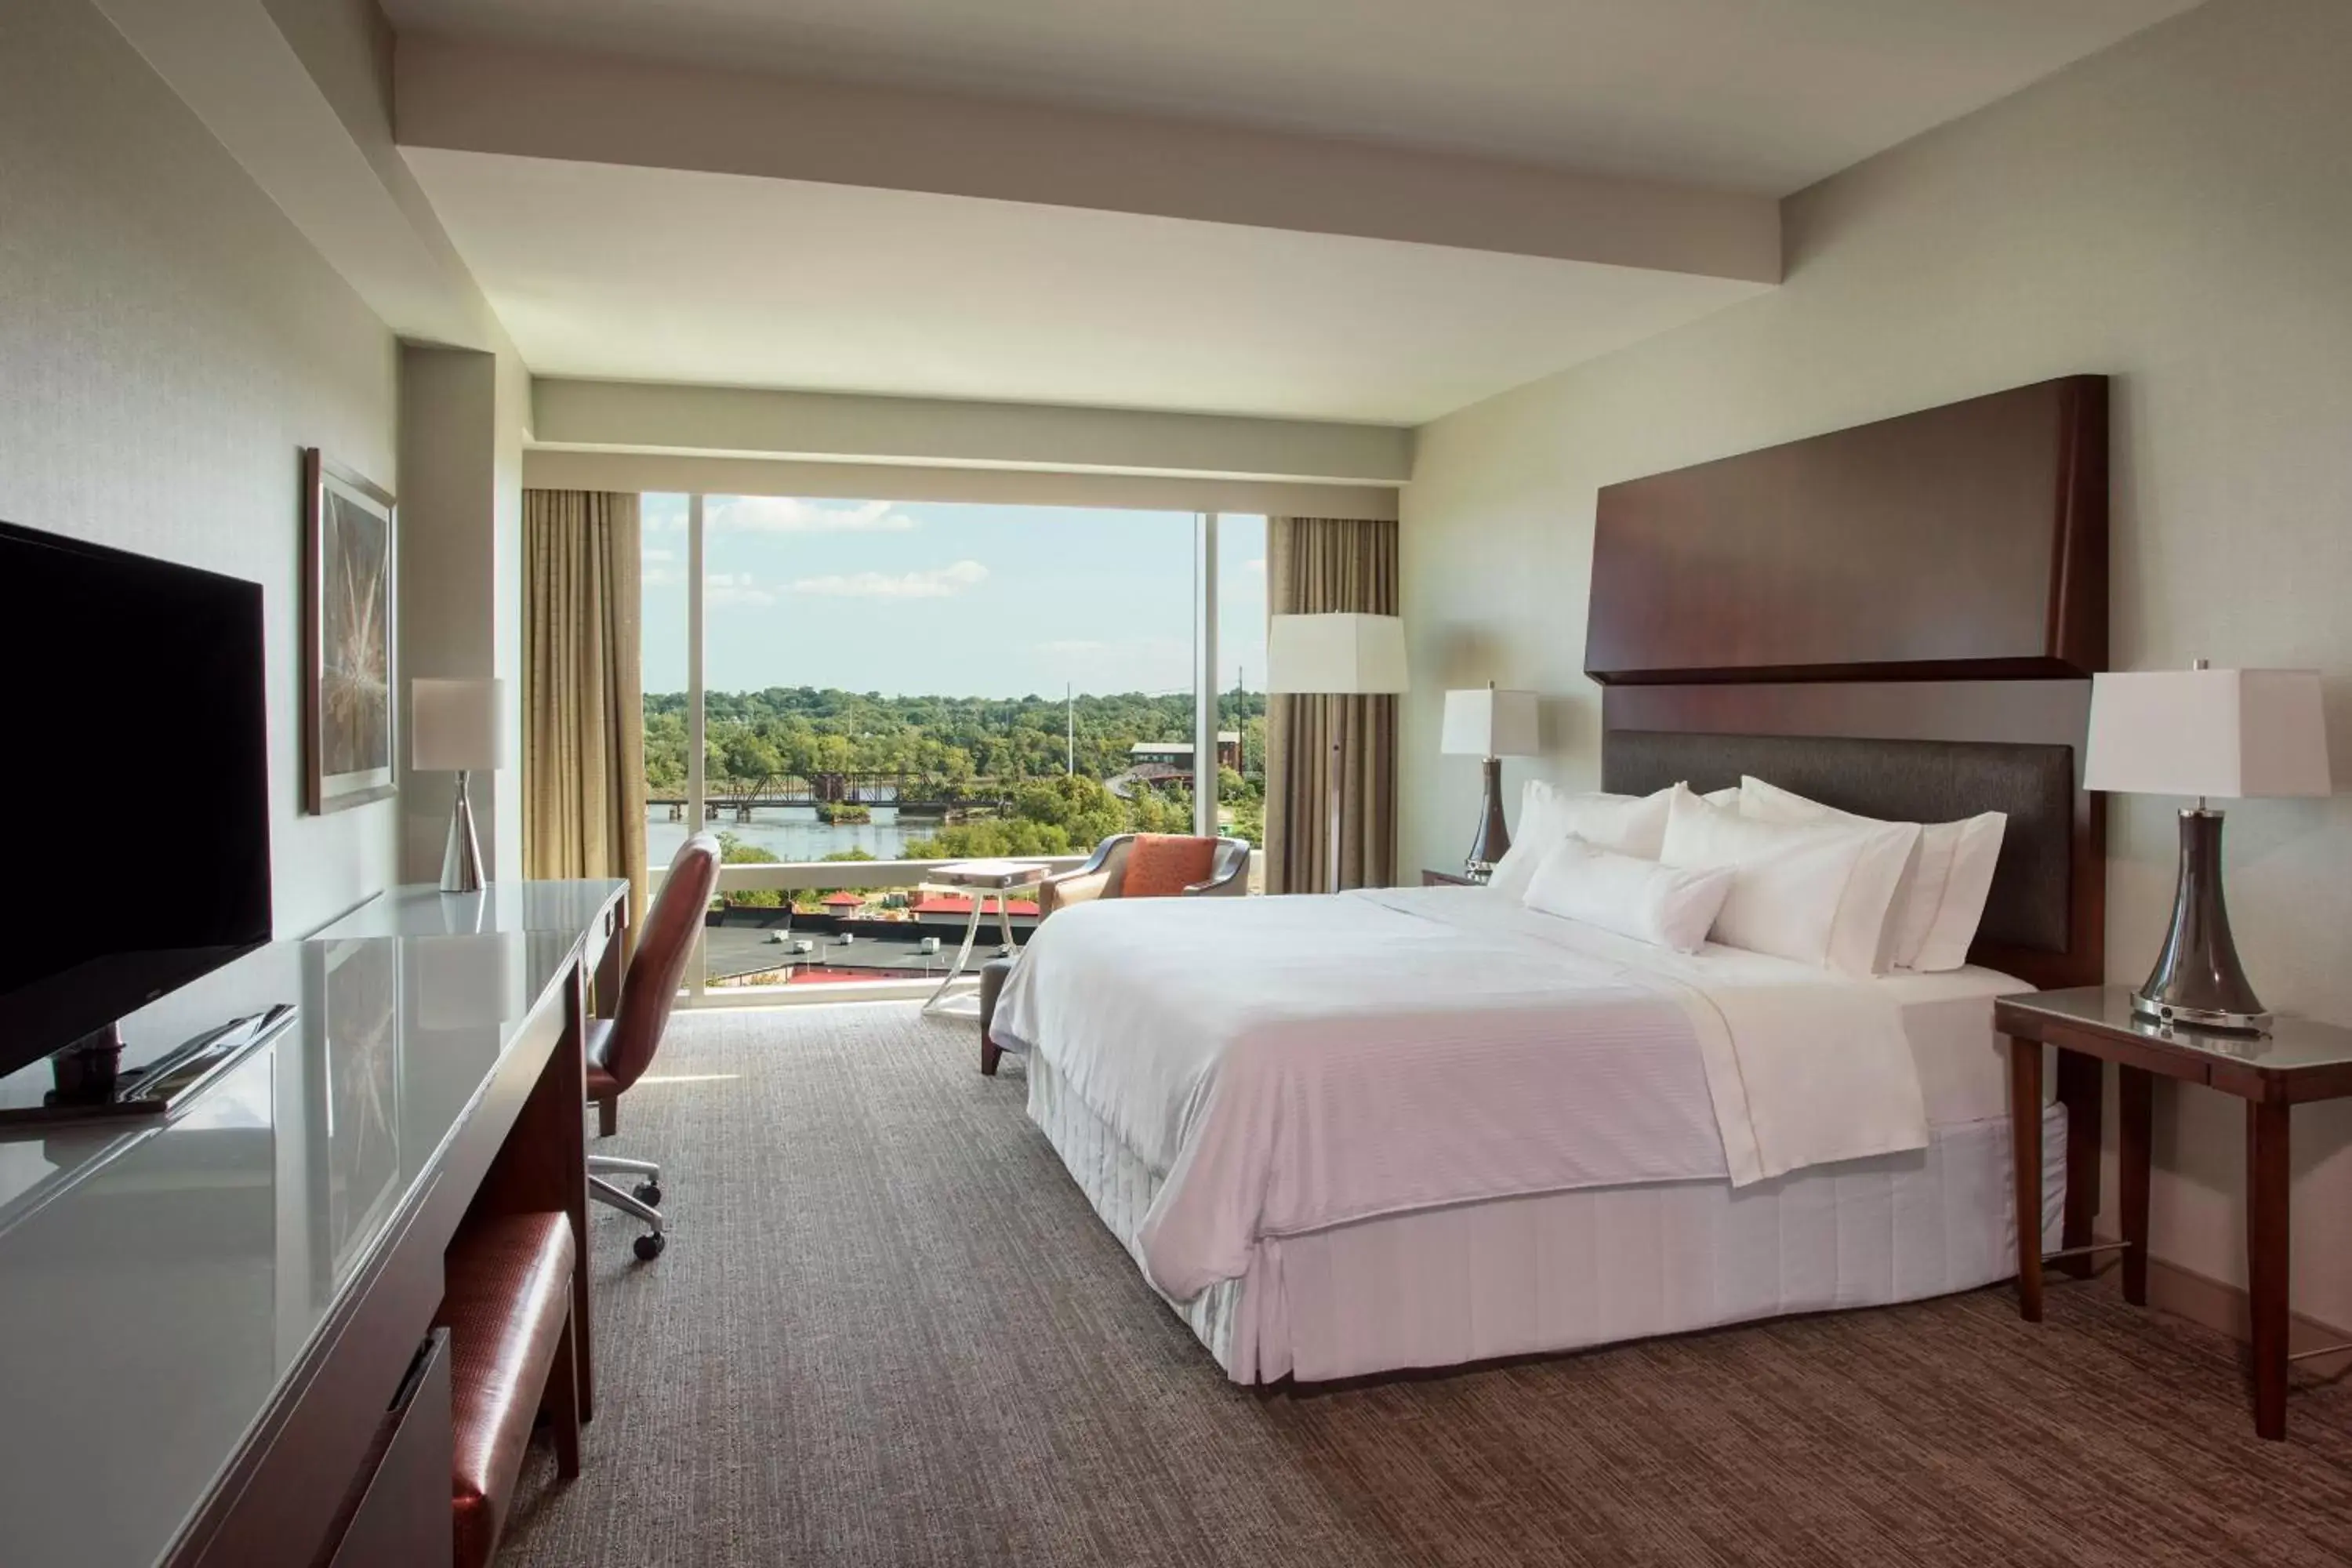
[1586,376,2106,687]
[1584,379,2109,989]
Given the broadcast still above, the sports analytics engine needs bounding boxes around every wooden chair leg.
[596,1093,617,1139]
[546,1309,582,1480]
[980,1033,1001,1076]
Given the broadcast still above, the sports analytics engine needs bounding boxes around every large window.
[640,495,1263,998]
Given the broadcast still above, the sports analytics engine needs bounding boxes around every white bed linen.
[1031,1054,2066,1384]
[992,885,1930,1301]
[1878,964,2036,1124]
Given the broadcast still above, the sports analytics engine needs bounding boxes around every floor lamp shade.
[412,677,506,893]
[1441,687,1539,879]
[1266,614,1410,695]
[1267,615,1406,896]
[2084,666,2332,1032]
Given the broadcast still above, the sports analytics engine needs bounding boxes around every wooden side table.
[1996,985,2352,1440]
[1421,869,1483,887]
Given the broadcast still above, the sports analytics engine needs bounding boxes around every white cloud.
[643,547,676,563]
[710,496,920,535]
[704,571,776,608]
[644,565,682,587]
[789,559,989,600]
[1245,557,1265,574]
[1034,639,1107,656]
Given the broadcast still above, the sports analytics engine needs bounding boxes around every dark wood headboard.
[1584,379,2109,989]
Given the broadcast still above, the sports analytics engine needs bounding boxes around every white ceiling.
[383,0,2200,195]
[405,149,1769,423]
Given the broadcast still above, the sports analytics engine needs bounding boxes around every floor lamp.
[1267,612,1410,895]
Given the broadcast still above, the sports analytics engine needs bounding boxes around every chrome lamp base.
[2132,807,2268,1035]
[1461,756,1509,883]
[440,768,485,895]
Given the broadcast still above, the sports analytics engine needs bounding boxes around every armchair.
[1036,833,1251,916]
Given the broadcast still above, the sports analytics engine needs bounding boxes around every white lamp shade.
[2084,667,2332,799]
[1265,614,1409,695]
[1440,688,1540,756]
[411,677,508,772]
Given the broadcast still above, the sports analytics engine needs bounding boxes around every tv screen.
[0,521,272,1080]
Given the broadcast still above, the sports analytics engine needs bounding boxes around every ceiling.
[405,149,1769,423]
[382,0,2200,196]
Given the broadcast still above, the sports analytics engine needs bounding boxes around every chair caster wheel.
[633,1181,662,1206]
[634,1232,666,1261]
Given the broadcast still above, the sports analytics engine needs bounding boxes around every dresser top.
[0,881,619,1568]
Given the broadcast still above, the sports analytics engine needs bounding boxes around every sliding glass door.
[641,495,1264,1002]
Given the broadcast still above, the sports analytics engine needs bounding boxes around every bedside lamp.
[1440,684,1539,880]
[2085,662,2331,1033]
[412,677,506,895]
[1268,613,1409,895]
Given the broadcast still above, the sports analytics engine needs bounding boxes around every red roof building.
[908,895,1040,918]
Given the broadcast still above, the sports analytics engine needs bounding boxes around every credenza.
[0,879,628,1568]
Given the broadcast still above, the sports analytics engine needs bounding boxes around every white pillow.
[1658,785,1915,976]
[1700,785,1741,808]
[1737,776,2006,972]
[1487,781,1676,901]
[1522,837,1733,954]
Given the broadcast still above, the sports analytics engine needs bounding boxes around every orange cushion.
[1122,835,1218,898]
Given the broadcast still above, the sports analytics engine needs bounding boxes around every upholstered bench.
[437,1211,582,1568]
[978,955,1017,1076]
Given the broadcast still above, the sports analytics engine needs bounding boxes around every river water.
[646,804,918,868]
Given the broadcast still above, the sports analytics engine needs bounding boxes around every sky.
[641,494,1267,699]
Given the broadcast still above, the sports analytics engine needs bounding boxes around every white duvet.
[991,887,1930,1302]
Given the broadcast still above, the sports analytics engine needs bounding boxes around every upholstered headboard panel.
[1602,730,2075,956]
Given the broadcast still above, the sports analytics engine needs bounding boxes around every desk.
[1997,985,2352,1441]
[0,878,626,1567]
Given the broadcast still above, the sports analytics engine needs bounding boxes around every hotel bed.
[997,884,2063,1384]
[998,377,2110,1384]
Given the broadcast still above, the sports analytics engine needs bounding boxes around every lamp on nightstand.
[2085,661,2332,1033]
[1440,684,1538,881]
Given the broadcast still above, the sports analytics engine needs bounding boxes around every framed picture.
[303,449,397,814]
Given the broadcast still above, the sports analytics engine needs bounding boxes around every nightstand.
[1420,869,1483,887]
[1995,985,2352,1440]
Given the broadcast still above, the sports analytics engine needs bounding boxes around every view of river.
[646,804,918,867]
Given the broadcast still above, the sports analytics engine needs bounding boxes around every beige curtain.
[524,490,647,949]
[1265,516,1399,894]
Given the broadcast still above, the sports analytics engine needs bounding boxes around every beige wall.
[1401,0,2352,1321]
[0,0,402,934]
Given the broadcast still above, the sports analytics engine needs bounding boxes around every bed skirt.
[1028,1055,2067,1385]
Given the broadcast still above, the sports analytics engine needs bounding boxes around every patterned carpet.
[502,1004,2352,1568]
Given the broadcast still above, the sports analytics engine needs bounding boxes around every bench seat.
[437,1210,581,1568]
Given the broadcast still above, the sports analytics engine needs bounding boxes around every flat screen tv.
[0,521,272,1080]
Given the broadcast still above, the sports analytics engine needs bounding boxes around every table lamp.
[1268,613,1409,895]
[412,677,507,894]
[1440,683,1539,881]
[2085,661,2331,1033]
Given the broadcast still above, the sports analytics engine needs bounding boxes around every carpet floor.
[501,1004,2352,1568]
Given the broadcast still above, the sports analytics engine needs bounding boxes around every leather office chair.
[587,831,719,1261]
[1036,833,1251,916]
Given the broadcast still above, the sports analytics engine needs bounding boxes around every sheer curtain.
[523,490,648,948]
[1263,516,1399,893]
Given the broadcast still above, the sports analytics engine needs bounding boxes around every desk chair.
[588,832,719,1260]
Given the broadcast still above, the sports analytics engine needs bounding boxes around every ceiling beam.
[90,0,502,350]
[395,34,1780,285]
[532,380,1413,486]
[523,451,1396,521]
